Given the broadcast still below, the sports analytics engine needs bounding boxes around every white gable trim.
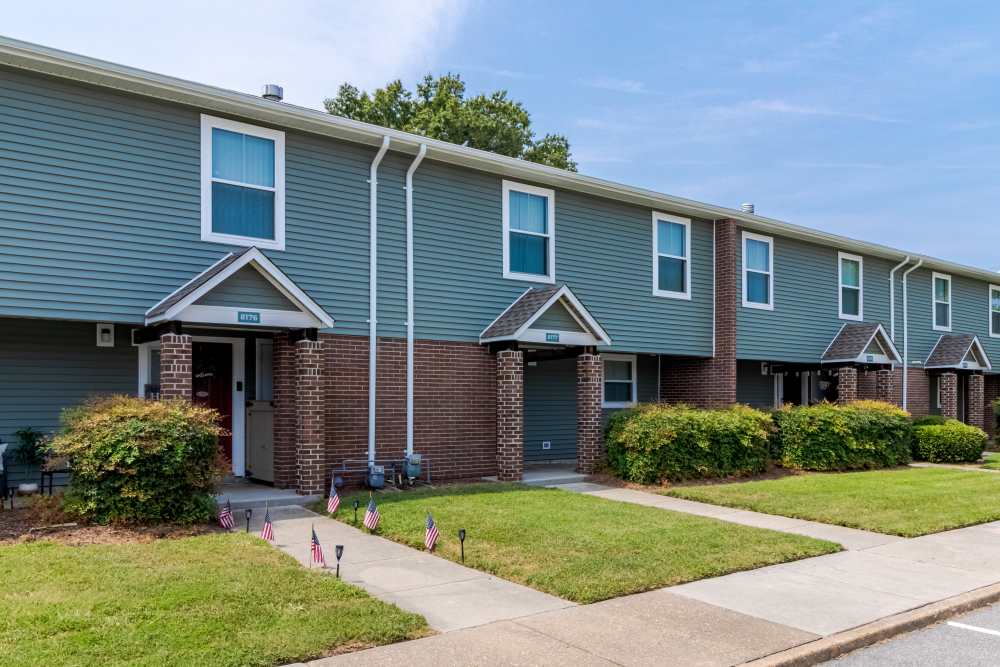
[822,323,901,365]
[925,335,993,371]
[145,247,334,328]
[480,285,612,345]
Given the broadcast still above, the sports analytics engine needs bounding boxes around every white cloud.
[2,0,471,109]
[580,76,655,95]
[745,99,902,123]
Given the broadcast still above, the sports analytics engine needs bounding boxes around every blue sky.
[5,1,1000,268]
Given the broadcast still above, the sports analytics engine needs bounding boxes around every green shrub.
[913,420,987,463]
[773,400,912,471]
[912,415,947,428]
[49,396,226,524]
[605,404,773,484]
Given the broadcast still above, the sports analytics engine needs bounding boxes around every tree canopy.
[325,74,576,171]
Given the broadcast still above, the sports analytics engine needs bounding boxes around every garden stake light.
[335,544,344,578]
[353,499,360,524]
[458,528,466,563]
[244,508,252,533]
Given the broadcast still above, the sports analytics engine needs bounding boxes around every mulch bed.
[0,497,223,546]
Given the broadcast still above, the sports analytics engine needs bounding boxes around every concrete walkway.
[257,506,571,632]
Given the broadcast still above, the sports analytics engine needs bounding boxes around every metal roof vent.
[261,84,284,102]
[741,202,755,214]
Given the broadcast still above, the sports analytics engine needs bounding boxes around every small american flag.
[425,513,439,551]
[326,477,340,514]
[260,507,273,542]
[363,496,380,531]
[311,526,325,567]
[218,499,235,530]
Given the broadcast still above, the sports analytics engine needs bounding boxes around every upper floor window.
[990,285,1000,338]
[933,272,951,331]
[742,232,774,310]
[201,114,285,250]
[838,252,863,321]
[502,181,555,283]
[603,354,637,408]
[652,213,691,299]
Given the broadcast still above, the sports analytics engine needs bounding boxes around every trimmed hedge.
[50,396,226,524]
[913,420,987,463]
[772,400,912,471]
[605,404,773,484]
[912,415,948,428]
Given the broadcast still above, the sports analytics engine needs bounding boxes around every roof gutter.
[901,259,924,410]
[368,136,390,466]
[404,144,427,457]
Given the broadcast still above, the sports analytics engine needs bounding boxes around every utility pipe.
[889,255,910,343]
[404,144,427,456]
[901,258,924,410]
[368,136,391,466]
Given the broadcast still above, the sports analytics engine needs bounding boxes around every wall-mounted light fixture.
[96,323,115,347]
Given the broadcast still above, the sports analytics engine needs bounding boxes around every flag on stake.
[326,475,341,514]
[425,513,439,551]
[260,504,274,542]
[311,525,325,567]
[218,498,235,530]
[363,495,380,531]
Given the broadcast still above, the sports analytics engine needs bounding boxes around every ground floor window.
[603,354,637,408]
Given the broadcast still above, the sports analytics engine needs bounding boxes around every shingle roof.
[822,323,881,362]
[146,249,247,318]
[480,286,562,340]
[926,334,981,368]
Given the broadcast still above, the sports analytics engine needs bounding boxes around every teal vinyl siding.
[736,360,775,409]
[524,358,577,462]
[0,318,137,446]
[737,230,894,363]
[533,302,586,332]
[194,266,297,310]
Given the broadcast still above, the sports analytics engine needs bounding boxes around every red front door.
[192,342,233,463]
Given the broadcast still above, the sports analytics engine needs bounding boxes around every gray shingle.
[926,334,978,368]
[146,248,248,318]
[822,322,880,362]
[481,286,562,340]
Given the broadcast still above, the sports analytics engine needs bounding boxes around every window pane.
[243,135,275,187]
[212,182,276,239]
[935,277,949,302]
[509,232,547,275]
[935,302,950,328]
[509,191,547,234]
[604,360,632,382]
[747,271,770,304]
[841,259,860,288]
[992,289,1000,313]
[604,381,632,403]
[658,256,686,293]
[212,128,245,181]
[658,220,686,257]
[746,239,770,272]
[842,287,860,315]
[993,311,1000,334]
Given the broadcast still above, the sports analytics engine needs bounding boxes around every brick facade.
[295,339,326,494]
[939,372,958,420]
[495,349,524,481]
[575,353,603,473]
[876,369,895,403]
[968,373,985,431]
[985,375,1000,437]
[272,332,297,488]
[659,219,737,408]
[158,333,192,400]
[837,366,858,404]
[857,370,878,400]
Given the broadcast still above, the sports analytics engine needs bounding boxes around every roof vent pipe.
[261,84,283,101]
[741,203,755,214]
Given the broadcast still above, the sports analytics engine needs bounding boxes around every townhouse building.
[1,37,996,493]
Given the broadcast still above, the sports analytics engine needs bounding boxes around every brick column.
[837,366,858,404]
[940,372,958,420]
[272,333,297,489]
[159,333,192,401]
[576,353,603,474]
[985,376,1000,437]
[496,349,523,482]
[968,373,985,429]
[876,369,895,403]
[296,339,326,495]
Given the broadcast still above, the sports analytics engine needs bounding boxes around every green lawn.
[668,467,1000,537]
[982,453,1000,470]
[0,533,427,667]
[317,484,837,603]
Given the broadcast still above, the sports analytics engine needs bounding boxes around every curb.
[744,582,1000,666]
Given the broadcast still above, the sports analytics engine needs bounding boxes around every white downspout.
[901,259,924,410]
[405,144,427,456]
[889,255,910,342]
[368,136,391,466]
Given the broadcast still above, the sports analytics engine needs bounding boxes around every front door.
[193,341,233,464]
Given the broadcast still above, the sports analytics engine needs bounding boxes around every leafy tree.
[325,74,576,171]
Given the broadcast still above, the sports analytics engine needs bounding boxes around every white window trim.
[932,272,952,332]
[652,212,692,300]
[501,180,556,284]
[742,231,774,311]
[990,284,1000,339]
[201,114,286,251]
[838,251,864,321]
[602,353,638,408]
